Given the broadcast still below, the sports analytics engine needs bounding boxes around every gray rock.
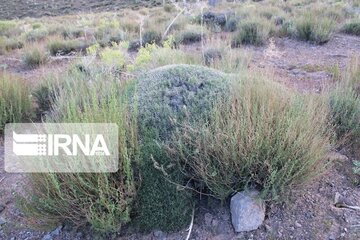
[204,213,213,226]
[230,190,265,232]
[153,230,166,239]
[0,217,6,226]
[42,234,52,240]
[50,225,62,236]
[42,225,62,240]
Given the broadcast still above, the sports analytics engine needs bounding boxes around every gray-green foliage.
[137,64,229,140]
[295,13,336,44]
[136,64,229,231]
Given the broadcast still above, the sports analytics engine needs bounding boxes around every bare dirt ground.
[1,33,360,239]
[0,0,163,20]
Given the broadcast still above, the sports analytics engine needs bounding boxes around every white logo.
[4,123,118,173]
[12,132,110,156]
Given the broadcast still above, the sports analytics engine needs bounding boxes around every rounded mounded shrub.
[137,64,229,139]
[136,64,229,231]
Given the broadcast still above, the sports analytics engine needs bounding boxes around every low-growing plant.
[22,45,49,68]
[25,28,49,42]
[62,27,84,39]
[47,39,91,56]
[128,39,141,52]
[33,81,56,118]
[0,20,19,37]
[0,72,32,133]
[168,74,334,201]
[32,23,42,29]
[295,13,336,44]
[163,4,173,12]
[94,19,127,46]
[99,43,126,71]
[177,30,203,45]
[224,17,238,32]
[342,21,360,36]
[0,37,23,54]
[204,48,222,66]
[278,20,296,37]
[232,21,269,46]
[328,57,360,145]
[274,16,285,26]
[142,30,161,45]
[128,43,157,71]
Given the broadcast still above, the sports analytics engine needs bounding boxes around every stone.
[0,217,6,226]
[42,225,62,240]
[50,225,62,236]
[230,190,265,232]
[42,234,52,240]
[153,230,166,239]
[204,213,213,226]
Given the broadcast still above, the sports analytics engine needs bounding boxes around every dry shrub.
[22,68,138,233]
[329,56,360,146]
[168,73,334,201]
[0,72,32,133]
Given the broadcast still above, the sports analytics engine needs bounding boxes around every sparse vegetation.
[0,36,23,54]
[0,20,18,37]
[295,13,336,44]
[328,58,360,145]
[342,21,360,36]
[142,30,161,45]
[204,48,222,66]
[22,45,49,68]
[25,28,49,42]
[47,38,90,56]
[232,20,269,46]
[177,29,203,45]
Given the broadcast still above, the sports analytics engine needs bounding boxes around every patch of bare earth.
[1,33,360,239]
[0,49,75,87]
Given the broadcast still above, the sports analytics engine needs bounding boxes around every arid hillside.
[0,0,164,19]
